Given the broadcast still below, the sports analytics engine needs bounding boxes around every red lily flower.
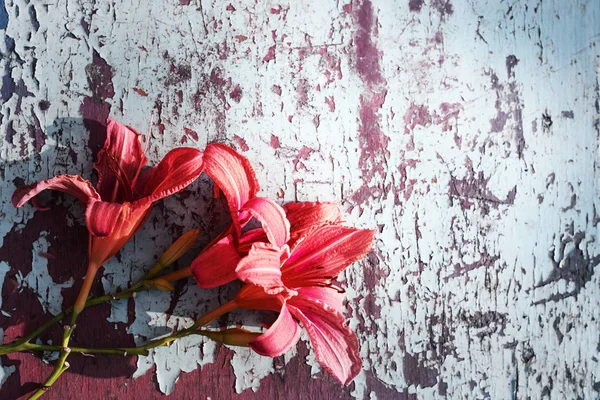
[199,202,374,385]
[12,119,204,312]
[189,144,289,288]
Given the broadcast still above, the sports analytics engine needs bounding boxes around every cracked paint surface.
[1,0,600,398]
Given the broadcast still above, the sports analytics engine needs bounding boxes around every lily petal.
[237,227,267,254]
[12,174,101,209]
[86,200,153,267]
[191,235,240,288]
[94,119,148,203]
[238,201,340,251]
[135,147,204,202]
[288,298,362,385]
[234,284,286,312]
[203,143,259,236]
[249,304,301,357]
[236,242,287,294]
[295,286,345,313]
[85,200,141,237]
[283,226,375,284]
[241,197,290,247]
[283,202,342,241]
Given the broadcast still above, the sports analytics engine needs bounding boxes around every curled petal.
[283,202,342,241]
[135,147,204,202]
[241,197,290,247]
[203,143,259,236]
[238,201,340,250]
[288,298,362,385]
[12,174,101,209]
[283,226,375,284]
[236,242,287,294]
[191,235,240,289]
[94,119,148,203]
[249,304,301,357]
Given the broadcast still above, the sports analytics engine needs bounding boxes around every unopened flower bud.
[158,229,200,268]
[144,278,175,292]
[202,328,262,347]
[146,229,200,278]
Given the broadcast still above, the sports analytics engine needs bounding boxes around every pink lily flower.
[198,202,374,385]
[189,144,289,287]
[12,119,204,313]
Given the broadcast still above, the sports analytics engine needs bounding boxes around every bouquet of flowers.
[2,119,374,399]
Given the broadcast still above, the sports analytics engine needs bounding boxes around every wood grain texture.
[1,0,599,399]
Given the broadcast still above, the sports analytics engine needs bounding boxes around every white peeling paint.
[22,232,74,315]
[0,0,599,398]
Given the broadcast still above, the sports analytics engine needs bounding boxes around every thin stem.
[0,313,65,355]
[28,323,73,400]
[2,228,223,356]
[124,301,241,353]
[0,283,145,356]
[72,268,98,318]
[195,300,238,327]
[22,342,148,356]
[142,262,164,281]
[29,261,100,399]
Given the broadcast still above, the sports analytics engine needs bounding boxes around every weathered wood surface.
[0,0,599,398]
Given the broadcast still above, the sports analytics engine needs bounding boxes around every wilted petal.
[283,226,375,284]
[191,235,240,288]
[12,174,101,209]
[135,147,204,202]
[236,242,287,293]
[288,298,362,385]
[241,197,290,247]
[249,304,301,357]
[203,143,259,235]
[283,202,342,241]
[94,119,148,203]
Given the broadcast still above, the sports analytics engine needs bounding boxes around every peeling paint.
[0,0,599,398]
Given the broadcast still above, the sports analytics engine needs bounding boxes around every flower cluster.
[6,119,374,397]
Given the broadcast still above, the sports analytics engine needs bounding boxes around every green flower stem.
[13,297,241,400]
[29,262,102,400]
[21,342,149,356]
[28,324,74,400]
[0,282,146,356]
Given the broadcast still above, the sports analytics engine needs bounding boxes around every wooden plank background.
[0,0,599,398]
